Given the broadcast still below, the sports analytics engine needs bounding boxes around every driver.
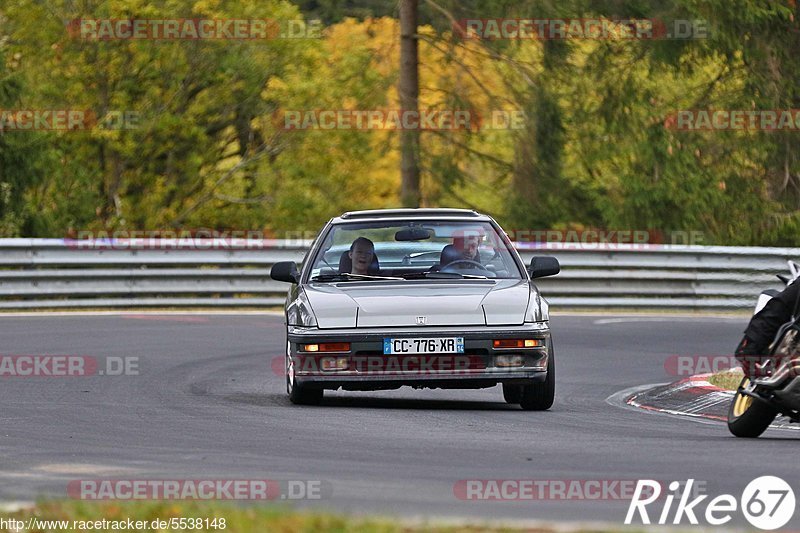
[440,231,483,268]
[454,234,481,262]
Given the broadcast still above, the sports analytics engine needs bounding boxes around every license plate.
[383,337,465,355]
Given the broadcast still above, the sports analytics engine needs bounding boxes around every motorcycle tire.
[727,377,777,438]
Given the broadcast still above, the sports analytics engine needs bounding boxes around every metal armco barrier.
[0,239,795,310]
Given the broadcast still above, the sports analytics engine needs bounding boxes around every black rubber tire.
[289,383,324,405]
[520,342,555,411]
[727,378,776,438]
[502,384,523,404]
[286,351,323,406]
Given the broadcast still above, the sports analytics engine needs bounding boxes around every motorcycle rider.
[736,278,800,376]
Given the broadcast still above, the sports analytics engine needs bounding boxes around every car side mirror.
[271,261,300,283]
[528,256,560,279]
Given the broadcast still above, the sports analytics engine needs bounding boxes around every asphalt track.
[1,312,798,528]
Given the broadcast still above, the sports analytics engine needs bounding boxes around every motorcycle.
[728,260,800,438]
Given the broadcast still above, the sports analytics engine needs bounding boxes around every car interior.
[315,245,509,279]
[310,223,518,280]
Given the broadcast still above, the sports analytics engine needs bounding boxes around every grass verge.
[707,368,744,390]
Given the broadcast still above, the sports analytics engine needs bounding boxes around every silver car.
[271,208,560,409]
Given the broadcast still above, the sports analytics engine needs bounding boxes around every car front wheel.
[286,350,323,406]
[519,342,555,411]
[502,384,523,404]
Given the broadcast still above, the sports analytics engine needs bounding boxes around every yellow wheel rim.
[733,378,753,417]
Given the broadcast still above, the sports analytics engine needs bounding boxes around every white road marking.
[0,310,284,317]
[594,316,742,324]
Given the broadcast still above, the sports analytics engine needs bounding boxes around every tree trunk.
[399,0,421,207]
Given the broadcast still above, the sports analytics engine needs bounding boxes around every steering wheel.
[441,259,491,273]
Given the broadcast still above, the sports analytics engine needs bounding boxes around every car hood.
[304,279,531,329]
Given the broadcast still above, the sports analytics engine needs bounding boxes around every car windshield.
[307,220,523,281]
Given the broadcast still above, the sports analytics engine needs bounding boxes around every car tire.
[519,342,555,411]
[727,377,776,438]
[502,384,523,404]
[289,382,324,405]
[286,350,323,406]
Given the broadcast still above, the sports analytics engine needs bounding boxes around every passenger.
[348,237,376,275]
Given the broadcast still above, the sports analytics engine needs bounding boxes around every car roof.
[333,208,491,223]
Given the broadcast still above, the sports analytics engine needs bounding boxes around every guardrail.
[0,239,795,310]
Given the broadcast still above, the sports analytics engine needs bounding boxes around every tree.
[0,19,51,236]
[399,0,421,207]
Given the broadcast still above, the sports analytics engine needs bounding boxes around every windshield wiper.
[311,273,403,282]
[401,271,488,280]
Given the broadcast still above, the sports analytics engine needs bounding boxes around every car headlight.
[287,288,318,327]
[524,288,549,323]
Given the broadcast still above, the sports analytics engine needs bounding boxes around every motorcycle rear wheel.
[727,377,777,438]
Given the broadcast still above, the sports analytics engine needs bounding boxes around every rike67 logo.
[625,477,795,530]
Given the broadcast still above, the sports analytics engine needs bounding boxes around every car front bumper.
[286,322,551,390]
